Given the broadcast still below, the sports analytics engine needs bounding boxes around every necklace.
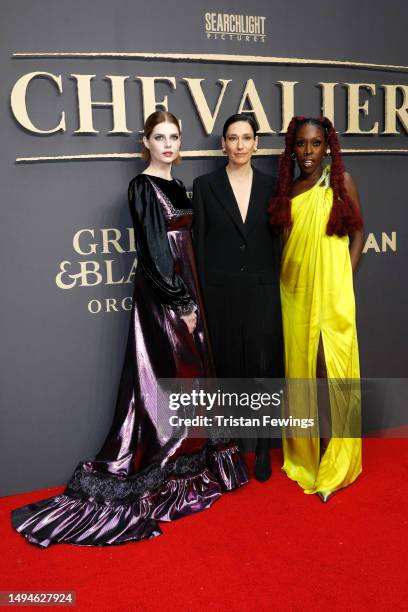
[316,164,330,188]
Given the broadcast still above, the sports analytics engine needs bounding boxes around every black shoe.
[254,450,271,482]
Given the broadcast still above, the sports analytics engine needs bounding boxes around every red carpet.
[1,439,407,611]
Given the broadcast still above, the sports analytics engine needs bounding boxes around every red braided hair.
[268,116,363,236]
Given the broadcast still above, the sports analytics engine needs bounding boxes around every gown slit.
[316,332,332,454]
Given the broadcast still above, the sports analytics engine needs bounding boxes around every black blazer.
[192,164,283,378]
[192,165,281,287]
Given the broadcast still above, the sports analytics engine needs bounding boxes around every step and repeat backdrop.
[1,0,407,495]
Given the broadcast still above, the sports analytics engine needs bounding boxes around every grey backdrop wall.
[1,0,407,496]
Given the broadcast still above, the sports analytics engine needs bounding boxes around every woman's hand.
[180,311,197,334]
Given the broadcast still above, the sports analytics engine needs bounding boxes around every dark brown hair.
[142,111,181,165]
[222,113,258,138]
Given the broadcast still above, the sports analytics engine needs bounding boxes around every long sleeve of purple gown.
[128,175,196,316]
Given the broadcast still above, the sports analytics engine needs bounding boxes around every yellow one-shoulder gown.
[280,166,362,496]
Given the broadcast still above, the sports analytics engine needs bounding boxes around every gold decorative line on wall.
[12,51,408,73]
[15,149,408,163]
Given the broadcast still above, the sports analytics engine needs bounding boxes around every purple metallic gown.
[12,174,249,547]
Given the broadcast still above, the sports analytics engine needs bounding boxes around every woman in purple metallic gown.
[12,111,248,547]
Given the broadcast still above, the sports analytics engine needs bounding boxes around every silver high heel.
[317,491,335,503]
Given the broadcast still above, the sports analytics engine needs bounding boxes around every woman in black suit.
[192,114,284,482]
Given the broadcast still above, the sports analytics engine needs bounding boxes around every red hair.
[268,116,363,236]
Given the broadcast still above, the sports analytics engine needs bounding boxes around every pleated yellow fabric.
[280,166,362,496]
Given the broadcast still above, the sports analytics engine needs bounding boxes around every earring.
[291,152,296,160]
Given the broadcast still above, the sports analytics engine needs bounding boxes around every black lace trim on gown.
[67,447,208,504]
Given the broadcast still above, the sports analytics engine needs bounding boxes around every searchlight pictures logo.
[204,12,267,42]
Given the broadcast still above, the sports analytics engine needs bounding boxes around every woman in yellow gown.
[268,116,364,501]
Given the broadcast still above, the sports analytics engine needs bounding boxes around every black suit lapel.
[209,166,246,240]
[245,168,268,236]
